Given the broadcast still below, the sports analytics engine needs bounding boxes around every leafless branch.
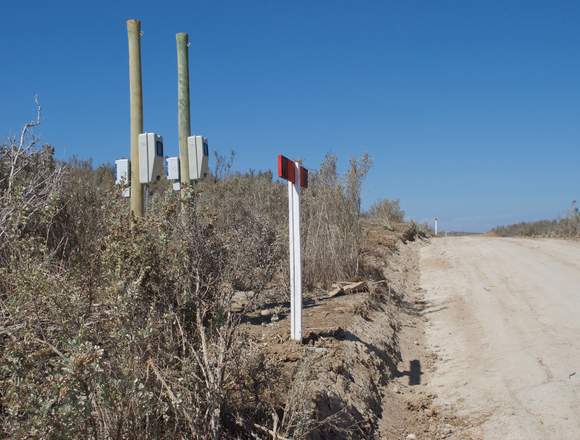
[19,95,41,149]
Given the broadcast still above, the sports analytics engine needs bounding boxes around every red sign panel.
[278,154,308,188]
[278,154,295,183]
[300,166,308,189]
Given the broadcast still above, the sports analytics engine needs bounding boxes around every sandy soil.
[420,237,580,440]
[378,241,479,440]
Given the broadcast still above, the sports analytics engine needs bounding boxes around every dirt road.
[420,237,580,440]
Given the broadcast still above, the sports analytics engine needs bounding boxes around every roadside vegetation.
[492,202,580,238]
[0,112,414,439]
[366,198,405,228]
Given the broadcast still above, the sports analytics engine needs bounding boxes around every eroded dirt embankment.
[239,223,477,439]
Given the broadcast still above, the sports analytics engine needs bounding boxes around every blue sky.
[2,0,580,231]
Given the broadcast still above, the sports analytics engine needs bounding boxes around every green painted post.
[127,19,144,218]
[176,32,191,190]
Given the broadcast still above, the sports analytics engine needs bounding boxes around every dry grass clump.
[301,153,371,289]
[366,198,405,228]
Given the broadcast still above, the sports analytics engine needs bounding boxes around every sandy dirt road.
[420,237,580,440]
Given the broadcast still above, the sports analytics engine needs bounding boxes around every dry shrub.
[0,146,63,265]
[1,110,376,438]
[1,194,281,438]
[51,157,115,262]
[197,171,286,292]
[0,120,282,438]
[198,153,373,292]
[366,198,405,227]
[302,153,371,288]
[198,170,286,228]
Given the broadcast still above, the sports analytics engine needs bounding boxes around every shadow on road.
[397,360,422,385]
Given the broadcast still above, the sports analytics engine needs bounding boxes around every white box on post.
[115,159,130,197]
[187,135,209,180]
[166,157,181,191]
[138,133,164,184]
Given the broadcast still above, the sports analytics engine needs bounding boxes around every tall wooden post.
[127,19,144,218]
[176,32,191,189]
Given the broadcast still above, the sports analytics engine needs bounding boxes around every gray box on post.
[138,133,164,184]
[187,135,209,180]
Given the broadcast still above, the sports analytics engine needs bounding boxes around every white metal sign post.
[278,155,308,341]
[288,162,301,341]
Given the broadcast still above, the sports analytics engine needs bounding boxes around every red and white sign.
[277,154,308,341]
[278,154,308,188]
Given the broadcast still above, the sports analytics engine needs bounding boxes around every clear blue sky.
[2,0,580,232]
